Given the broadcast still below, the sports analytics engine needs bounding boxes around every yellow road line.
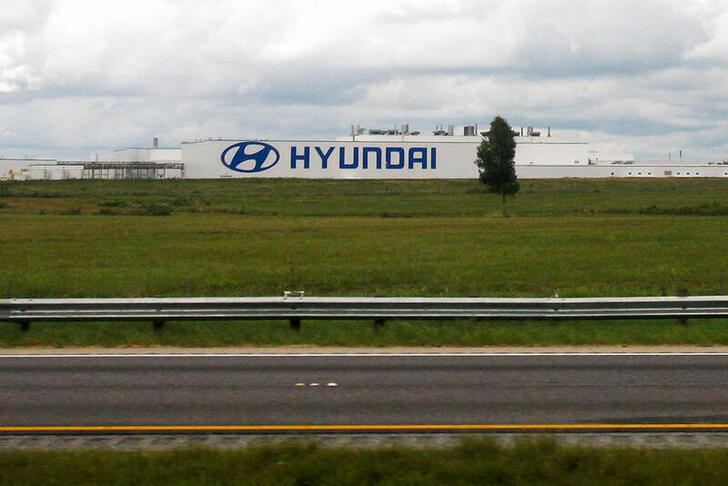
[3,424,728,433]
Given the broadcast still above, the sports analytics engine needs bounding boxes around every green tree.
[475,116,520,216]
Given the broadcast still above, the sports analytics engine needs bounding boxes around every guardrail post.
[677,288,689,326]
[18,321,29,332]
[374,318,385,330]
[153,320,165,332]
[289,318,301,331]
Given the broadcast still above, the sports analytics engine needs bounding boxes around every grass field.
[1,178,728,346]
[3,438,728,485]
[2,213,726,298]
[3,178,728,218]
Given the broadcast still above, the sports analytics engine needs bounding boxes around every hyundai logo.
[221,141,280,173]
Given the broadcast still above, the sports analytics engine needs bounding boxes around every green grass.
[2,178,728,347]
[3,437,728,485]
[1,214,726,298]
[2,319,728,348]
[2,178,728,217]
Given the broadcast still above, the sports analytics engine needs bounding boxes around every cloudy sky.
[2,0,728,161]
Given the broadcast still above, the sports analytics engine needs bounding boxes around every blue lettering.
[315,146,335,169]
[408,148,427,169]
[386,147,405,169]
[362,147,382,169]
[291,146,310,169]
[292,145,436,171]
[340,147,357,169]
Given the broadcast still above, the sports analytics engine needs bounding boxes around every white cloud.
[0,32,37,93]
[1,0,728,160]
[0,0,53,30]
[686,9,728,61]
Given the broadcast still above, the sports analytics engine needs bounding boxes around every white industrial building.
[0,158,79,181]
[181,125,728,179]
[1,138,183,181]
[114,137,182,164]
[3,126,728,181]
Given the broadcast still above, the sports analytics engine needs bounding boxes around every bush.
[140,203,172,216]
[59,207,82,215]
[99,200,129,208]
[639,202,728,216]
[170,197,190,206]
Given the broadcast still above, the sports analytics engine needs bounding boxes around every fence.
[2,296,728,331]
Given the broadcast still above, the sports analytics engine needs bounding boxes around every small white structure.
[0,158,83,181]
[114,137,181,163]
[109,138,184,179]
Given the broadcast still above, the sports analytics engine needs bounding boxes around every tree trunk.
[502,192,507,217]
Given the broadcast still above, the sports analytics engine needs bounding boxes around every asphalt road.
[2,353,728,431]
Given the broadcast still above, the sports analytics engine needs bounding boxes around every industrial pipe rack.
[2,296,728,331]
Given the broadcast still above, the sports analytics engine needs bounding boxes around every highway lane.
[2,353,728,431]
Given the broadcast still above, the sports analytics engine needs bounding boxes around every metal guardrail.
[2,296,728,331]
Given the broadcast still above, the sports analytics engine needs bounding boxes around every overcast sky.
[2,0,728,161]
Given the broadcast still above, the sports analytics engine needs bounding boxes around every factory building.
[1,138,183,181]
[181,125,728,179]
[3,126,728,181]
